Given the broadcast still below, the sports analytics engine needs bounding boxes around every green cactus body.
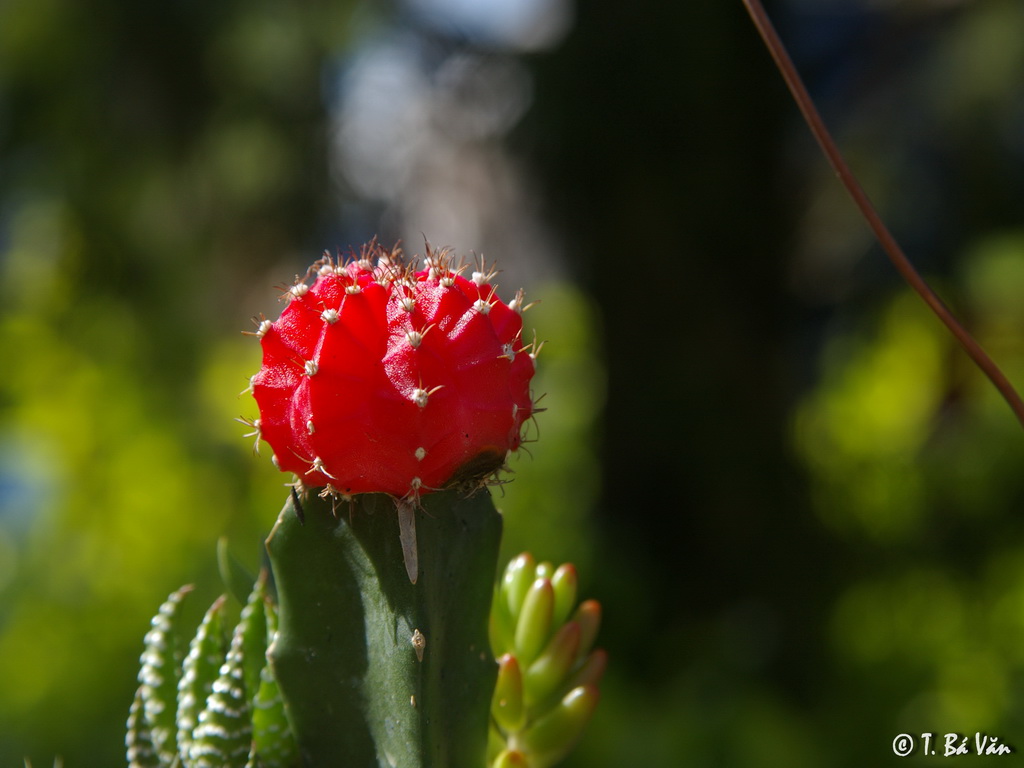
[265,488,502,768]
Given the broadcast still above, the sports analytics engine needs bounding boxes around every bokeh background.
[2,0,1024,765]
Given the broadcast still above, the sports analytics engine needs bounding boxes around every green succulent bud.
[518,685,600,768]
[571,600,601,659]
[489,554,604,768]
[491,748,530,768]
[564,648,607,692]
[523,623,581,709]
[503,553,537,622]
[491,654,526,733]
[490,585,517,658]
[514,579,555,665]
[549,565,577,629]
[534,561,555,581]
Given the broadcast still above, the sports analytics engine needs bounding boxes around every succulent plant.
[127,577,297,768]
[487,554,605,768]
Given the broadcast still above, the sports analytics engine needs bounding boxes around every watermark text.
[892,733,1013,757]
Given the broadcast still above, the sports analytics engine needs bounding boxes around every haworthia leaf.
[139,585,193,766]
[267,489,502,768]
[239,573,269,715]
[189,609,254,768]
[176,595,229,763]
[251,599,299,768]
[127,686,161,768]
[251,657,299,767]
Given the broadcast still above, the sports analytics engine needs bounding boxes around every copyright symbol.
[893,733,915,757]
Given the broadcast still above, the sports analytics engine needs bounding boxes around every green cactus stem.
[265,487,502,768]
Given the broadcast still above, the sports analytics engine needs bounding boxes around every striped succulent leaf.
[250,597,299,768]
[129,572,298,767]
[137,585,193,765]
[126,686,160,768]
[238,574,269,723]
[188,608,253,768]
[176,595,228,761]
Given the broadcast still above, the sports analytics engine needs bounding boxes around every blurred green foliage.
[498,283,605,576]
[3,0,1024,766]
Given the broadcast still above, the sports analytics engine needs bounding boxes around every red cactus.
[248,242,536,502]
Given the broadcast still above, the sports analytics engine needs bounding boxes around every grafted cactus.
[127,241,602,767]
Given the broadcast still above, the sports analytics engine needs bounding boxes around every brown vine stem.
[741,0,1024,430]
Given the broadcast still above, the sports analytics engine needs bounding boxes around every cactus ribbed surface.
[249,243,535,501]
[266,487,502,768]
